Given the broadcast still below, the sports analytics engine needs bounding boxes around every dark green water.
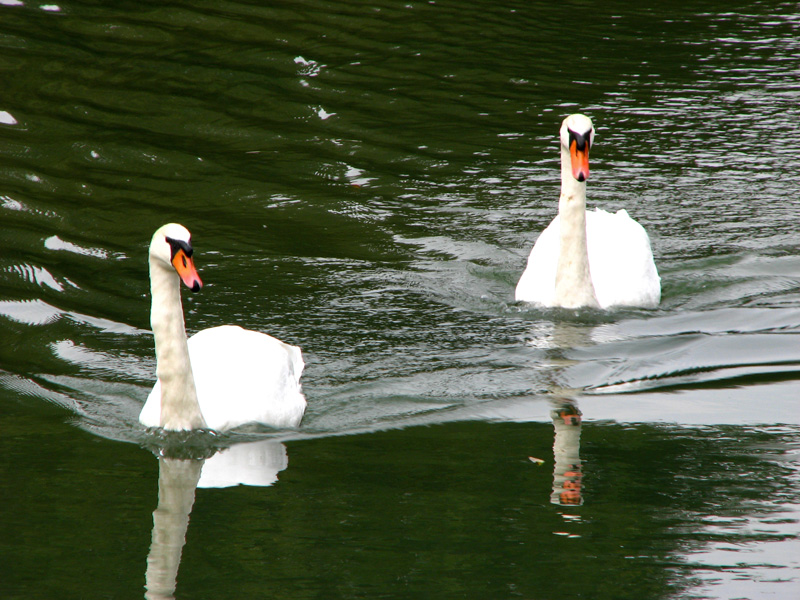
[1,0,799,598]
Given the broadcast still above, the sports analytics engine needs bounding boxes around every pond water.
[1,1,799,598]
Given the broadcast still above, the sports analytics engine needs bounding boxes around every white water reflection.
[0,109,17,124]
[145,459,202,600]
[197,440,288,488]
[687,503,800,598]
[144,439,289,599]
[550,400,583,507]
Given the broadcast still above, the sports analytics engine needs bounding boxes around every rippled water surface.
[2,1,799,598]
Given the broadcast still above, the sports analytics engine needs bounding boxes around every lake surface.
[2,0,799,598]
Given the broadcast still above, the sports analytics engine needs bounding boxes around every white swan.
[515,114,660,309]
[139,223,306,432]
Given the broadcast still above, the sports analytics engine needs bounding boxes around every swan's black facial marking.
[568,128,592,152]
[165,235,203,292]
[165,236,194,261]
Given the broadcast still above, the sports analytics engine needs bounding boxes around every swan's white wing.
[515,209,660,309]
[140,383,161,427]
[515,215,560,305]
[142,325,306,430]
[586,208,660,309]
[189,325,305,430]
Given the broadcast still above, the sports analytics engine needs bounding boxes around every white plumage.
[140,325,305,431]
[516,208,660,309]
[515,114,660,309]
[139,224,306,432]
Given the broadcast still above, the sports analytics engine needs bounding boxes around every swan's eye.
[165,236,194,260]
[568,129,591,151]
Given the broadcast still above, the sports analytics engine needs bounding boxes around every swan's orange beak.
[172,249,203,292]
[570,139,590,182]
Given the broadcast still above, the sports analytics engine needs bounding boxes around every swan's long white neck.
[150,256,206,430]
[554,143,599,309]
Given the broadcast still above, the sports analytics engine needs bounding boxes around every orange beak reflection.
[569,140,590,182]
[172,249,203,292]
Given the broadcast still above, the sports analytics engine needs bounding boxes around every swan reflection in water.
[550,399,583,507]
[143,439,288,600]
[524,322,587,507]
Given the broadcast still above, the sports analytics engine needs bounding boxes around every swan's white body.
[140,325,305,431]
[516,208,660,309]
[139,224,306,432]
[515,114,660,309]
